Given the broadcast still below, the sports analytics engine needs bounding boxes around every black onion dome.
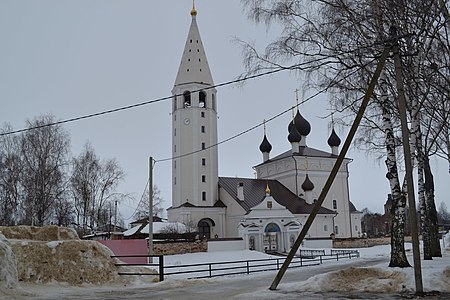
[288,121,301,143]
[297,112,311,136]
[259,134,272,153]
[288,110,302,133]
[301,174,315,191]
[327,128,341,147]
[288,110,311,136]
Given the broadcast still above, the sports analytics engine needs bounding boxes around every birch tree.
[240,0,449,266]
[19,115,70,225]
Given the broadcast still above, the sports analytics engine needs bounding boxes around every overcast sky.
[1,1,449,224]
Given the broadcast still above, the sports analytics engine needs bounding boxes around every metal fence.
[113,250,360,281]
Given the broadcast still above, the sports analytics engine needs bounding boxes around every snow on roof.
[123,221,188,237]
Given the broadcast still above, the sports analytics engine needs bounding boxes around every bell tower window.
[183,91,191,108]
[199,91,206,108]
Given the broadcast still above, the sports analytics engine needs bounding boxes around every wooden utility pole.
[390,25,423,293]
[269,47,391,291]
[148,157,154,262]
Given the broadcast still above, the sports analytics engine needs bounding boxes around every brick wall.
[153,240,207,255]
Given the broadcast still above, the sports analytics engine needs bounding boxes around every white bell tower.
[171,5,218,209]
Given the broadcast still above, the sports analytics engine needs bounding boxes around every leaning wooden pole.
[269,47,391,290]
[390,25,423,294]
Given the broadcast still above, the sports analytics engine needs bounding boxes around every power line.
[0,67,292,137]
[155,91,319,164]
[122,178,149,221]
[154,56,377,163]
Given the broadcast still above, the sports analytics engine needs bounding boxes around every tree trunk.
[380,96,410,268]
[423,157,442,258]
[417,157,432,259]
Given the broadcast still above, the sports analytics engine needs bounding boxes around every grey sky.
[1,1,449,223]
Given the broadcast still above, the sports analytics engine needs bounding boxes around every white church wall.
[297,214,334,238]
[303,238,333,248]
[208,239,245,252]
[219,187,247,237]
[351,212,363,238]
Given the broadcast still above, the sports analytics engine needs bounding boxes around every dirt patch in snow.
[299,267,407,293]
[0,225,79,241]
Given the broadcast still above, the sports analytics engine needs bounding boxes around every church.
[167,5,362,252]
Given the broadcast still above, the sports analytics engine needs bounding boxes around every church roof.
[255,146,348,168]
[174,9,214,87]
[349,201,361,213]
[218,177,335,215]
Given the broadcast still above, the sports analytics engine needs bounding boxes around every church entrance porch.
[263,223,281,252]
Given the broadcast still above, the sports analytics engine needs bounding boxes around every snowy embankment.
[1,226,449,299]
[0,225,158,299]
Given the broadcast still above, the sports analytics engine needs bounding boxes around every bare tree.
[0,124,23,225]
[19,115,70,226]
[70,142,124,233]
[134,184,164,220]
[240,0,449,266]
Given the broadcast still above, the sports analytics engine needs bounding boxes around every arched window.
[249,236,256,250]
[199,91,206,108]
[183,91,191,108]
[173,96,177,112]
[324,224,328,232]
[289,234,296,248]
[335,225,339,235]
[198,218,214,239]
[198,221,210,239]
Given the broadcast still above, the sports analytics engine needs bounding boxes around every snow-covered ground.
[2,234,450,299]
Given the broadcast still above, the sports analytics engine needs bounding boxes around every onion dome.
[288,121,301,143]
[259,134,272,153]
[301,174,315,191]
[327,128,341,147]
[288,110,311,137]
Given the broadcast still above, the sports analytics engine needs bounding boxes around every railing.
[112,255,164,282]
[113,250,359,281]
[298,249,326,258]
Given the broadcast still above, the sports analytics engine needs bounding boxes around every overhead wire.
[0,67,292,137]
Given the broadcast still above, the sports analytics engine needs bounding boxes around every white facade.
[167,7,361,249]
[170,9,219,210]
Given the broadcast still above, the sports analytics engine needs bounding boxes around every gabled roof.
[169,199,227,210]
[349,201,361,213]
[254,146,352,168]
[218,177,335,215]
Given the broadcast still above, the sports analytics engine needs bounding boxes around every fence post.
[320,255,322,264]
[247,261,250,274]
[209,264,212,278]
[336,253,339,261]
[300,256,303,267]
[159,256,164,282]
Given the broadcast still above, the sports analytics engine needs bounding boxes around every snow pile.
[0,225,79,241]
[0,233,18,289]
[0,226,155,286]
[291,267,407,293]
[10,239,120,285]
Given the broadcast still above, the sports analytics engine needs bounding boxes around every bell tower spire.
[171,4,218,210]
